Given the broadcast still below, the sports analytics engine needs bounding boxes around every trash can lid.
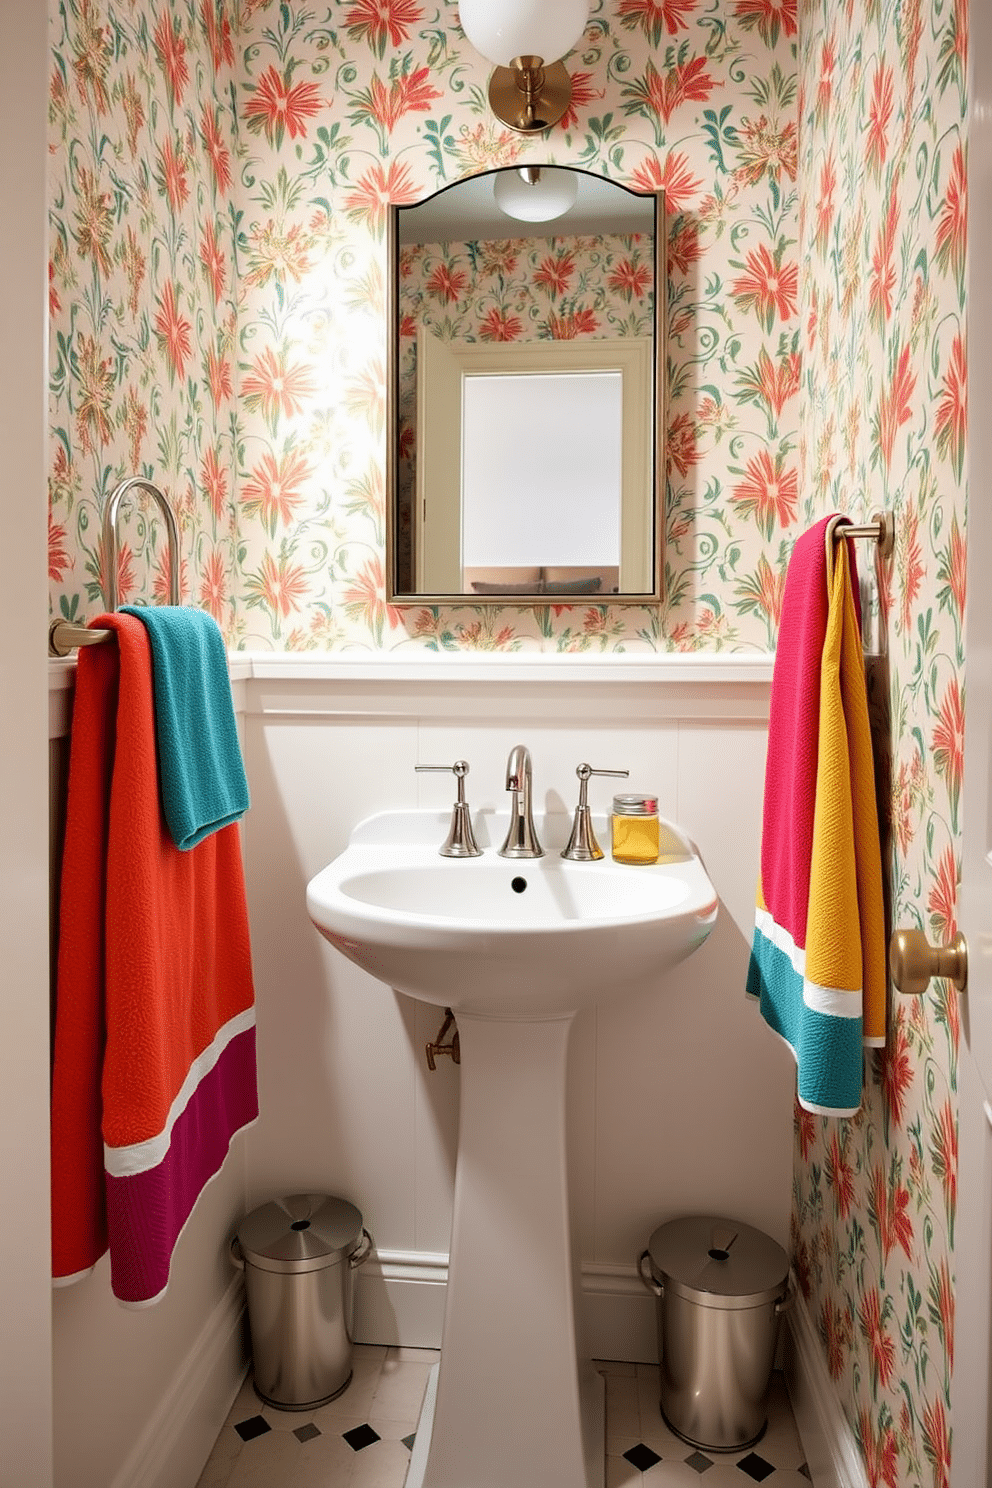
[237,1194,364,1275]
[646,1216,789,1310]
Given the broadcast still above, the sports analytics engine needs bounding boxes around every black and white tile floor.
[600,1361,810,1486]
[195,1347,812,1487]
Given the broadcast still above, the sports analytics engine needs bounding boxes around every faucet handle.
[415,761,482,858]
[561,764,630,862]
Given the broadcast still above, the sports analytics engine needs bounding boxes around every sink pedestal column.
[418,1010,603,1488]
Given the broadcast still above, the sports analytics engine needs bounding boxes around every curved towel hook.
[103,476,181,611]
[49,477,181,655]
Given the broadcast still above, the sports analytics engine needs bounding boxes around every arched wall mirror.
[386,166,665,606]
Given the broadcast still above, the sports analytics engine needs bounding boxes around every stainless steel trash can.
[638,1216,791,1452]
[233,1194,372,1410]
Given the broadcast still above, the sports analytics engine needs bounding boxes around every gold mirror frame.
[385,168,665,608]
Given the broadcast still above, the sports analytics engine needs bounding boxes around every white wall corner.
[783,1288,868,1488]
[108,1274,249,1488]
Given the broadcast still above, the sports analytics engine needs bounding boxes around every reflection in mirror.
[386,167,664,605]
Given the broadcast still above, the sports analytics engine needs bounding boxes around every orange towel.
[51,613,257,1304]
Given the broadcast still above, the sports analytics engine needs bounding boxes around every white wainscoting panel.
[108,1276,249,1488]
[236,654,793,1366]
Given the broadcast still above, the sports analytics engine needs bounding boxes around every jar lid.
[237,1193,363,1275]
[612,793,658,816]
[646,1216,789,1309]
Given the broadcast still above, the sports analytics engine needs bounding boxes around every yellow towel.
[807,526,886,1046]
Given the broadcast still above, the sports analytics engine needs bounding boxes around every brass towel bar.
[834,510,894,559]
[49,478,180,656]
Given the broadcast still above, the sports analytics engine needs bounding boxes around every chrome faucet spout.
[499,745,543,858]
[505,744,528,796]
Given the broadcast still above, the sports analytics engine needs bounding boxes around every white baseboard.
[353,1250,658,1362]
[109,1274,249,1488]
[783,1288,868,1488]
[354,1248,449,1348]
[580,1262,657,1362]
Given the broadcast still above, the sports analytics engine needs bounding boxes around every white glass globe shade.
[459,0,589,67]
[494,167,579,222]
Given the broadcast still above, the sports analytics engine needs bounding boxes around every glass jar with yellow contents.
[611,793,660,865]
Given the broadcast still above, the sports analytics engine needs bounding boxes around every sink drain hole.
[511,877,528,894]
[708,1247,729,1261]
[291,1219,312,1232]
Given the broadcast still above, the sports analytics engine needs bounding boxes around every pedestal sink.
[306,809,718,1488]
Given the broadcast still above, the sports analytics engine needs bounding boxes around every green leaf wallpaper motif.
[795,1,965,1482]
[48,0,240,634]
[50,0,802,652]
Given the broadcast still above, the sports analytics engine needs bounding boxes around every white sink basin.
[306,806,718,1488]
[306,809,718,1017]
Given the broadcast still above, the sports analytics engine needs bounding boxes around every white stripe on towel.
[754,904,806,976]
[105,1005,256,1178]
[756,907,871,1026]
[803,980,862,1019]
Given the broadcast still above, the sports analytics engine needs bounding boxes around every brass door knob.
[889,928,968,997]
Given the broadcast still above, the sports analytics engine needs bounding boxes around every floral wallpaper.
[48,0,240,637]
[398,228,655,353]
[396,226,655,590]
[49,0,802,651]
[793,0,966,1482]
[232,0,800,651]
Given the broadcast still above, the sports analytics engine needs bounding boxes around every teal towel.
[121,606,249,850]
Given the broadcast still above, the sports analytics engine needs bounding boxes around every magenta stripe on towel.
[105,1025,258,1304]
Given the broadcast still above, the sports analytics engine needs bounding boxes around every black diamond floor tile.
[623,1442,662,1472]
[402,1433,417,1451]
[234,1414,271,1442]
[684,1449,713,1472]
[799,1467,812,1480]
[343,1423,381,1451]
[736,1453,776,1482]
[294,1422,321,1443]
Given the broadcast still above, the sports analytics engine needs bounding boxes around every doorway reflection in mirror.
[388,167,663,604]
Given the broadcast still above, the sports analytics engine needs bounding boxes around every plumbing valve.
[426,1008,461,1071]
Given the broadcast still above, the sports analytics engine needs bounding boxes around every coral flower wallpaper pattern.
[49,0,802,652]
[795,1,966,1483]
[48,0,240,637]
[46,0,968,1482]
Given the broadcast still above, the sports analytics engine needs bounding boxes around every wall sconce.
[459,0,591,135]
[494,166,578,222]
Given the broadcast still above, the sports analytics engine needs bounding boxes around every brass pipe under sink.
[426,1008,460,1071]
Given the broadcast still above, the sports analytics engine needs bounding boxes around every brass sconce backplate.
[488,58,572,133]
